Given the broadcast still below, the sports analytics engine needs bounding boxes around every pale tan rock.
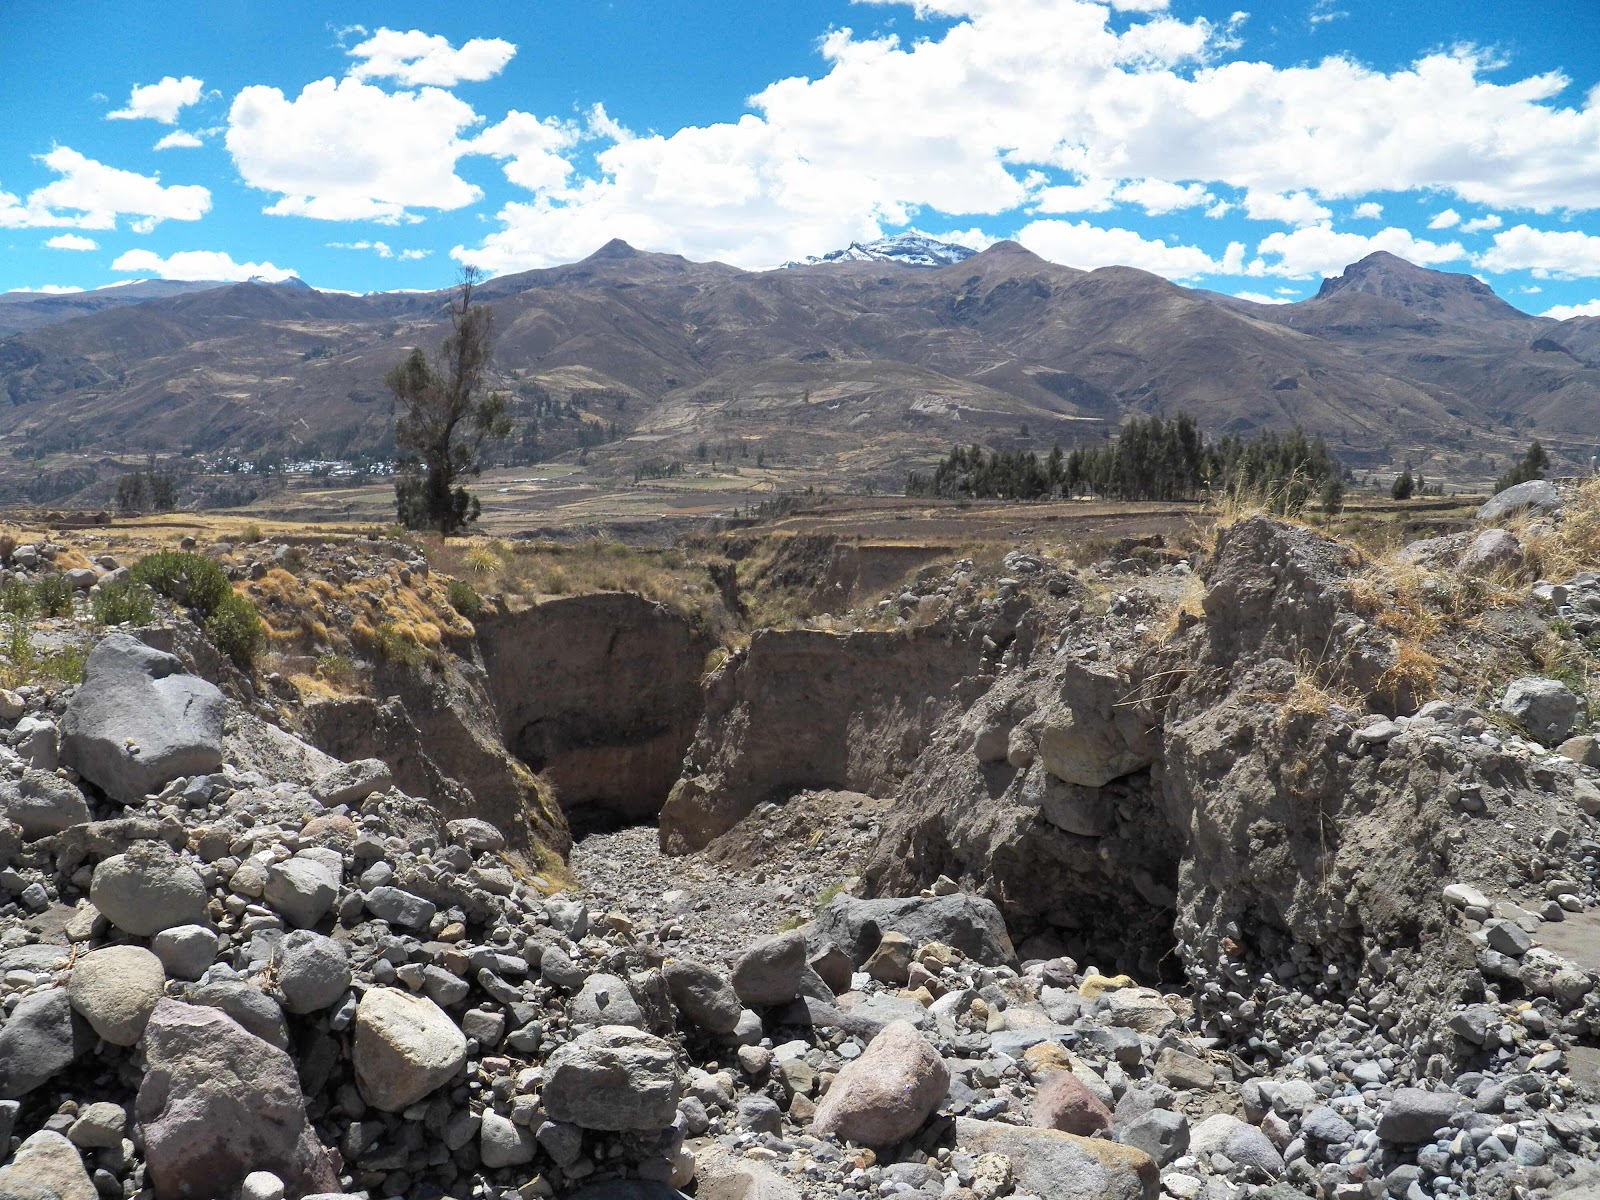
[68,946,165,1046]
[353,988,467,1112]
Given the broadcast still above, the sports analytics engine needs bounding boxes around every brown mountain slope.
[0,280,233,338]
[1,241,1596,493]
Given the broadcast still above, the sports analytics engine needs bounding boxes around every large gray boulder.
[90,843,209,937]
[569,972,646,1029]
[274,931,351,1014]
[1035,663,1159,788]
[955,1118,1160,1200]
[135,999,338,1200]
[1478,479,1562,524]
[1457,529,1523,577]
[187,978,289,1050]
[60,634,225,804]
[543,1025,683,1131]
[0,988,90,1099]
[807,893,1016,967]
[732,930,833,1007]
[0,1130,95,1200]
[0,768,90,838]
[1376,1087,1465,1144]
[811,1021,949,1148]
[663,959,742,1034]
[1188,1113,1283,1175]
[353,988,467,1112]
[263,857,338,929]
[1500,677,1582,746]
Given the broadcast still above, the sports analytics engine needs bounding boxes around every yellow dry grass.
[1502,476,1600,583]
[426,536,732,639]
[242,561,472,674]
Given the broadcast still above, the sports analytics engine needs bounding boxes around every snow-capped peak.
[785,234,979,269]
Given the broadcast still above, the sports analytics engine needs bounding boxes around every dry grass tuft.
[241,559,471,675]
[1376,638,1441,707]
[1276,652,1363,728]
[1506,476,1600,583]
[462,545,505,576]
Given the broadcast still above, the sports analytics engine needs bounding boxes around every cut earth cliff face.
[475,592,713,833]
[659,619,987,854]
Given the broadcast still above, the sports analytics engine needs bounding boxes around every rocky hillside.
[4,246,1600,501]
[0,482,1598,1200]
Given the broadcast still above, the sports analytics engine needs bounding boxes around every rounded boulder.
[68,946,166,1046]
[90,845,209,937]
[811,1020,949,1148]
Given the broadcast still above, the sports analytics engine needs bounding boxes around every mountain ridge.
[0,241,1594,503]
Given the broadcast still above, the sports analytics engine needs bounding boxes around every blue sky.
[2,0,1599,317]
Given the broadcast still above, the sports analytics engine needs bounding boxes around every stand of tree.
[114,469,178,515]
[1493,439,1549,495]
[906,414,1342,514]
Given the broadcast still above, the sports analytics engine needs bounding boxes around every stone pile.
[4,500,1600,1200]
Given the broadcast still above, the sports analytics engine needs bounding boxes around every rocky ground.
[0,477,1598,1200]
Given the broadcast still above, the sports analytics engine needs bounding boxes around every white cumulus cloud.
[45,233,98,251]
[1017,219,1232,279]
[346,28,516,87]
[154,130,204,151]
[227,77,486,222]
[108,76,205,124]
[111,249,298,282]
[3,284,85,295]
[1033,176,1118,213]
[469,111,580,193]
[1115,178,1215,214]
[1233,291,1293,304]
[1428,208,1461,229]
[1244,190,1333,227]
[1475,225,1600,279]
[1247,224,1467,278]
[459,0,1600,273]
[1541,299,1600,319]
[0,148,209,231]
[1460,214,1502,233]
[1352,202,1383,220]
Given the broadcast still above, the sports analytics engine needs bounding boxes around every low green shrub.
[205,590,268,670]
[353,620,430,672]
[91,577,157,626]
[446,578,482,620]
[0,579,37,620]
[129,551,232,617]
[32,574,75,618]
[315,651,358,688]
[0,613,86,688]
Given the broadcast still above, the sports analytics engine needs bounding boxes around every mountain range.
[3,238,1598,503]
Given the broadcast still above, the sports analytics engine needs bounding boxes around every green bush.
[91,577,157,626]
[32,574,75,618]
[0,579,37,620]
[1,613,85,688]
[446,578,482,620]
[129,550,232,617]
[353,621,430,672]
[315,651,358,688]
[205,590,267,670]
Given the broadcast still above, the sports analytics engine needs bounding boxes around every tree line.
[906,414,1344,515]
